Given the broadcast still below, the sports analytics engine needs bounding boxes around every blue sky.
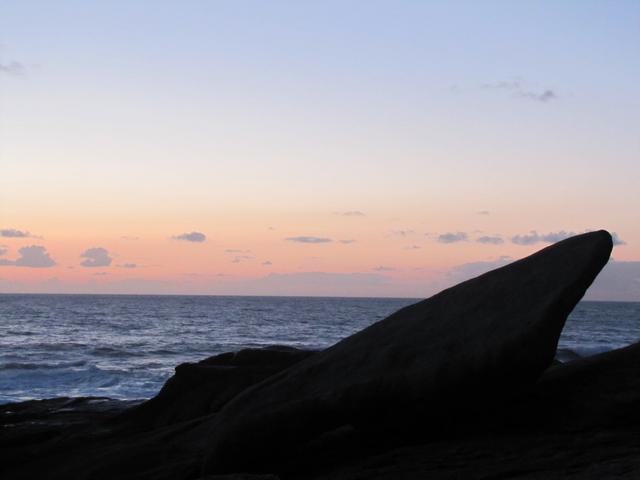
[1,1,639,298]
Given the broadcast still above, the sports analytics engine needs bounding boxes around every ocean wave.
[33,342,89,351]
[4,330,37,336]
[0,363,130,403]
[148,349,180,355]
[0,360,87,371]
[90,346,144,357]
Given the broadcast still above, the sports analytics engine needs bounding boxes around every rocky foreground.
[2,230,639,479]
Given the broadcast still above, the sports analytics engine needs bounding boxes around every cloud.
[80,247,113,268]
[120,236,139,240]
[225,249,250,253]
[511,230,579,245]
[173,231,206,242]
[1,228,32,238]
[611,232,626,246]
[373,266,396,272]
[446,256,513,284]
[511,231,539,245]
[0,61,26,76]
[483,80,521,90]
[539,230,576,243]
[477,210,490,215]
[437,232,468,244]
[512,230,626,247]
[476,235,504,245]
[336,211,366,217]
[483,79,557,103]
[520,89,556,102]
[404,245,421,250]
[93,272,109,276]
[285,236,332,244]
[339,239,356,244]
[118,263,137,269]
[0,246,6,256]
[231,255,253,263]
[391,229,415,237]
[262,261,273,266]
[0,245,56,268]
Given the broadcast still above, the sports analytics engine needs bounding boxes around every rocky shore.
[2,230,639,479]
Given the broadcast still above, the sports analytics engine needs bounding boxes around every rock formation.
[202,230,613,473]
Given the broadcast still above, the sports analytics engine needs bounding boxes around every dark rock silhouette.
[202,230,613,473]
[121,346,315,428]
[297,342,640,479]
[4,230,638,480]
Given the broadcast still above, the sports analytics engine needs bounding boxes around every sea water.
[1,294,638,404]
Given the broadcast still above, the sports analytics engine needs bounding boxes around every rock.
[0,397,139,451]
[121,346,315,428]
[202,230,613,473]
[504,339,640,432]
[300,341,640,480]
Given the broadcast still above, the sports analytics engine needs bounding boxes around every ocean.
[1,294,639,404]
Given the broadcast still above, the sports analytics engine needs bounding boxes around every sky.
[1,1,639,299]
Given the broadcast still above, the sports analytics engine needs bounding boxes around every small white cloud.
[231,255,253,263]
[286,236,332,244]
[437,232,468,244]
[172,231,206,242]
[520,89,556,102]
[118,263,138,269]
[477,235,504,245]
[0,245,56,268]
[80,247,112,268]
[262,261,273,266]
[336,210,366,217]
[540,231,576,243]
[511,231,541,245]
[1,228,32,238]
[0,61,26,77]
[391,229,415,237]
[612,232,626,246]
[511,229,625,246]
[339,239,356,244]
[483,79,558,103]
[512,230,576,245]
[446,256,513,283]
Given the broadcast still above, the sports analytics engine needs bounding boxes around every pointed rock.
[202,230,613,473]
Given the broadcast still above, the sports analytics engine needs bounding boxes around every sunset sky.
[1,1,639,299]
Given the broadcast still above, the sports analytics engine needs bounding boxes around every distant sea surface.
[1,294,639,404]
